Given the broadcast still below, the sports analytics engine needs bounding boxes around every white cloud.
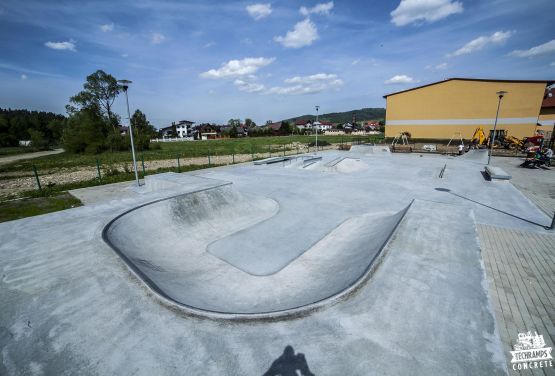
[352,59,360,65]
[100,23,114,32]
[391,0,463,26]
[200,57,275,79]
[267,73,343,95]
[435,62,448,70]
[203,42,215,48]
[246,3,272,20]
[44,39,76,51]
[21,74,27,80]
[121,53,129,58]
[384,75,418,84]
[274,18,318,48]
[426,62,448,70]
[151,32,166,44]
[300,2,334,16]
[449,31,512,57]
[510,39,555,58]
[551,61,555,67]
[234,79,266,93]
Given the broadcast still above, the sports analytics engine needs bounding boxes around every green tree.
[280,121,292,135]
[28,129,49,150]
[229,125,238,138]
[63,109,110,154]
[68,70,121,132]
[228,119,240,127]
[130,109,156,150]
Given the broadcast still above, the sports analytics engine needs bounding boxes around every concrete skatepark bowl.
[103,181,409,316]
[4,146,552,374]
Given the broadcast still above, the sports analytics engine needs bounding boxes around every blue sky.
[0,0,554,127]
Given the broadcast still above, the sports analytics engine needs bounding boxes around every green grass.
[0,135,383,173]
[0,192,82,223]
[0,146,39,156]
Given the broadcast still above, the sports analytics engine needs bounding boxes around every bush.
[307,140,331,147]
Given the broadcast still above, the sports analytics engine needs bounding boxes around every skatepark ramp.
[103,185,411,317]
[460,149,489,164]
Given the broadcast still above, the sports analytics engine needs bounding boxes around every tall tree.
[130,109,157,150]
[68,70,120,132]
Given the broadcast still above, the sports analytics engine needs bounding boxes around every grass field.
[0,192,82,223]
[0,135,382,173]
[0,146,39,156]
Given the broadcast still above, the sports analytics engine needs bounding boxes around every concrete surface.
[2,148,553,375]
[103,184,408,313]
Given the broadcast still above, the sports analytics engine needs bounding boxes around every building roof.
[295,119,312,126]
[383,78,555,98]
[267,122,282,130]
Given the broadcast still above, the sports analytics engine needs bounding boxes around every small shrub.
[307,140,331,147]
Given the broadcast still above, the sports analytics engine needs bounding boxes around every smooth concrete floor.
[1,147,552,375]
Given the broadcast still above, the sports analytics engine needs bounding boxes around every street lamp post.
[487,90,507,165]
[118,79,140,186]
[315,105,319,153]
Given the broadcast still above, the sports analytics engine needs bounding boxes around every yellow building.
[538,88,555,144]
[383,78,553,140]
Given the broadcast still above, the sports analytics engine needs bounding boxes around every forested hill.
[285,107,385,124]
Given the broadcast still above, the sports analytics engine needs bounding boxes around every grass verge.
[0,192,82,223]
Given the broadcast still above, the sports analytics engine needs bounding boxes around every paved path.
[0,149,64,165]
[478,224,555,375]
[492,156,555,216]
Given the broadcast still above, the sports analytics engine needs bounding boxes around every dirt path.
[0,149,64,165]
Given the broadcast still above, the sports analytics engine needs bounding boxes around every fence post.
[96,158,102,184]
[141,154,146,177]
[251,144,255,161]
[32,165,41,191]
[177,153,181,173]
[232,146,235,164]
[208,149,211,167]
[283,144,285,156]
[268,144,271,158]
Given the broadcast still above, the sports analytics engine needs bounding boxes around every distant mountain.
[284,107,385,124]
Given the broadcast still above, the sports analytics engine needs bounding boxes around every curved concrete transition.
[459,149,489,164]
[103,185,410,316]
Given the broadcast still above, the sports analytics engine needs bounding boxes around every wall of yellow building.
[384,79,546,139]
[386,124,537,140]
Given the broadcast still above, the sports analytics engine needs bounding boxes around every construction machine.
[470,126,488,147]
[473,127,544,151]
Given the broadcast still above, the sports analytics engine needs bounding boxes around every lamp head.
[496,90,507,99]
[117,79,132,91]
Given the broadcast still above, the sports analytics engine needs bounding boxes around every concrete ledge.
[485,166,512,180]
[253,156,294,165]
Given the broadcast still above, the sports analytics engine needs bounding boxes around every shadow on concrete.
[263,345,315,376]
[434,188,548,229]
